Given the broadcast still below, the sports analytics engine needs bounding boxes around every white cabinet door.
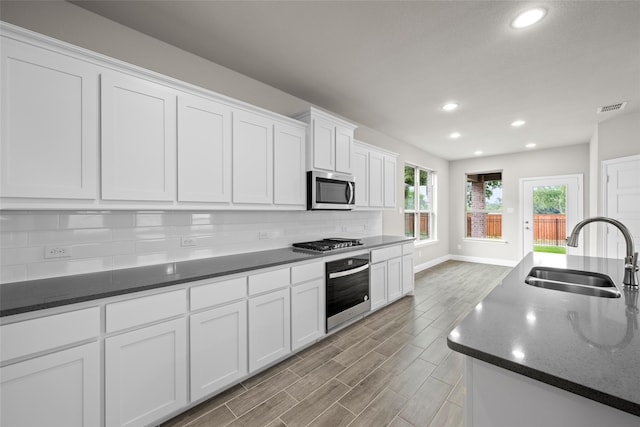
[190,300,247,401]
[101,72,177,201]
[353,144,369,208]
[1,38,97,200]
[232,110,274,204]
[311,116,336,171]
[105,318,187,427]
[402,254,414,295]
[291,278,325,351]
[370,262,388,311]
[335,125,353,174]
[248,288,291,372]
[387,257,403,302]
[384,155,397,208]
[0,342,100,427]
[274,122,305,206]
[369,151,384,208]
[177,94,232,203]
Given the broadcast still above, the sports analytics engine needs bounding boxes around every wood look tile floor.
[162,261,511,427]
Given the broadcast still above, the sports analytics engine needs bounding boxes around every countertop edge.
[447,331,640,417]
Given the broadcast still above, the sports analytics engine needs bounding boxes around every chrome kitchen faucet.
[566,217,639,287]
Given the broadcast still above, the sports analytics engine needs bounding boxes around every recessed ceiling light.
[474,150,483,156]
[449,132,461,139]
[525,143,536,148]
[511,8,547,29]
[442,103,459,111]
[511,120,526,127]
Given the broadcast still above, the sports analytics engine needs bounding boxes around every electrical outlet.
[45,246,72,259]
[259,231,269,240]
[181,236,197,247]
[457,244,462,250]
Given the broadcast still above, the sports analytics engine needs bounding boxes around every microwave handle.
[346,182,354,204]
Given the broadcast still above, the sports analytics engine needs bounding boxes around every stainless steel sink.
[525,267,621,298]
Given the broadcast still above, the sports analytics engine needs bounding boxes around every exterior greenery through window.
[466,171,503,239]
[404,165,435,241]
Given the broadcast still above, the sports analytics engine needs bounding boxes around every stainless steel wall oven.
[325,254,370,331]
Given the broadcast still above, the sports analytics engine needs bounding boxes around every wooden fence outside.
[465,213,567,245]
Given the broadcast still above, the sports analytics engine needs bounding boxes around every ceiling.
[70,1,640,160]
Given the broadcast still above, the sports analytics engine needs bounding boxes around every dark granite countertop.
[447,252,640,417]
[0,235,412,317]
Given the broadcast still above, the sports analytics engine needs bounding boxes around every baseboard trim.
[449,254,518,267]
[414,255,452,273]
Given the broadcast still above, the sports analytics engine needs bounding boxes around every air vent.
[597,102,627,114]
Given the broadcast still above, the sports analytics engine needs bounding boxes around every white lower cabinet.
[403,254,415,294]
[105,317,187,427]
[387,256,403,302]
[0,342,100,427]
[370,262,388,311]
[190,300,247,401]
[291,278,325,350]
[248,288,291,372]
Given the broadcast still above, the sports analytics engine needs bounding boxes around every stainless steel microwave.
[307,171,355,210]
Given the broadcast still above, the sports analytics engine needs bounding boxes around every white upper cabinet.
[384,155,397,208]
[177,94,232,203]
[352,140,398,210]
[353,143,370,208]
[1,37,98,200]
[274,122,306,207]
[296,107,357,174]
[232,110,274,204]
[101,72,177,201]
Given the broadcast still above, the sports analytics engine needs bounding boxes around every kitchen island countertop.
[0,235,412,317]
[447,252,640,417]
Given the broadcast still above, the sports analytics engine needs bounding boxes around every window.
[404,164,436,241]
[466,171,503,239]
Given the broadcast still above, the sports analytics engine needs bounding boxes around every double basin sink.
[525,266,621,298]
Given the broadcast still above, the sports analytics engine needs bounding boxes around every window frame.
[404,163,436,243]
[465,170,503,240]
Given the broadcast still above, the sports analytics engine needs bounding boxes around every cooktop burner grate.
[292,238,363,252]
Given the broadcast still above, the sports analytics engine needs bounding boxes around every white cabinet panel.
[335,126,353,174]
[291,278,325,350]
[1,307,99,363]
[370,262,387,311]
[0,342,100,427]
[248,288,291,372]
[248,267,290,296]
[369,151,384,208]
[177,94,232,203]
[353,144,369,208]
[311,116,335,171]
[106,289,186,333]
[232,110,274,204]
[190,276,247,311]
[384,155,397,208]
[105,318,187,427]
[403,254,415,295]
[101,72,177,201]
[387,257,403,302]
[190,300,247,401]
[274,122,306,206]
[1,38,97,199]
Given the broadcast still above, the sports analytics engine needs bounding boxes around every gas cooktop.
[292,238,363,253]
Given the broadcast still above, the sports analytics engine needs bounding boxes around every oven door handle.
[329,263,369,279]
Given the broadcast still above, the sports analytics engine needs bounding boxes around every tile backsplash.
[0,210,382,283]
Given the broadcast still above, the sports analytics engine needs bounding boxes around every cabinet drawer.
[190,277,247,311]
[248,268,290,295]
[291,261,324,285]
[371,245,402,264]
[402,243,414,255]
[1,307,100,362]
[106,289,186,333]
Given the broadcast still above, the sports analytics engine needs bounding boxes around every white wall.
[0,1,450,279]
[449,144,590,265]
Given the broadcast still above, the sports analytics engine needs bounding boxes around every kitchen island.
[447,252,639,426]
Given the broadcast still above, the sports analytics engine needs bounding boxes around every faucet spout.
[566,217,638,287]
